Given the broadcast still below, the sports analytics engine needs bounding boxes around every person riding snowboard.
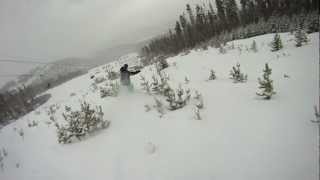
[120,64,140,90]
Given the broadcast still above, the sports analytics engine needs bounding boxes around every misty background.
[0,0,200,87]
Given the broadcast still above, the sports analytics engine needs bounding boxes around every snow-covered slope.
[0,33,318,180]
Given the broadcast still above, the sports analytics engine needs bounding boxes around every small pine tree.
[229,63,247,83]
[208,69,216,80]
[165,86,190,111]
[257,63,276,99]
[251,40,258,52]
[57,102,110,143]
[294,26,308,47]
[271,33,283,51]
[175,87,186,108]
[194,91,204,109]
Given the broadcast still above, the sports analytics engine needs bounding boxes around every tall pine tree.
[225,0,240,29]
[216,0,227,29]
[186,4,195,25]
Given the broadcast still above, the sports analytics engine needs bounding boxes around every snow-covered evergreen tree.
[229,63,247,83]
[194,91,204,109]
[57,102,110,143]
[151,72,171,96]
[165,86,191,110]
[257,63,276,99]
[208,69,216,80]
[271,33,283,51]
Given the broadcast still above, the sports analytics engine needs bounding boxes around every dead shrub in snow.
[100,81,120,98]
[56,102,110,144]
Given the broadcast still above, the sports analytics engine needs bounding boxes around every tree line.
[140,0,319,64]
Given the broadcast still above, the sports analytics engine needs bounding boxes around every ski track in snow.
[0,32,319,180]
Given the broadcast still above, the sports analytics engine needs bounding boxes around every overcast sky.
[0,0,203,86]
[0,0,203,61]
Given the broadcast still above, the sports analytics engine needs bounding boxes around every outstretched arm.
[129,70,141,76]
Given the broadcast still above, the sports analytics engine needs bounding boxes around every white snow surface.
[0,33,319,180]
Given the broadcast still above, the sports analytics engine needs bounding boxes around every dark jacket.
[120,66,140,86]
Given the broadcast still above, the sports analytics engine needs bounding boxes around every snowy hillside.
[0,32,318,180]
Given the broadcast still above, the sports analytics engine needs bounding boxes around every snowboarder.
[120,64,140,90]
